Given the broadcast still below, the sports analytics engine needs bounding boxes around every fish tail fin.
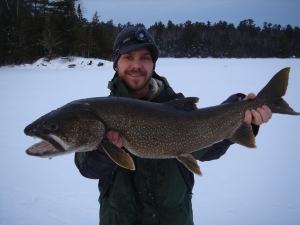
[257,67,300,115]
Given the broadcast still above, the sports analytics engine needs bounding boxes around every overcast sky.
[80,0,300,28]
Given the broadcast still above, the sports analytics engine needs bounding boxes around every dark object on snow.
[98,62,104,67]
[68,64,76,68]
[61,57,73,62]
[88,60,92,65]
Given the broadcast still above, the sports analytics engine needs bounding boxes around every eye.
[121,54,131,60]
[142,56,151,61]
[50,123,59,131]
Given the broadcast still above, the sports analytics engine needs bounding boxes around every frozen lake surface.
[0,58,299,225]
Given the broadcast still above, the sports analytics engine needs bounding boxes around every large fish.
[24,68,299,175]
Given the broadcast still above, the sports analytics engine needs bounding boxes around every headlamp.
[135,28,149,42]
[112,27,153,60]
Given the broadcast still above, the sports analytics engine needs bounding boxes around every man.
[75,26,272,225]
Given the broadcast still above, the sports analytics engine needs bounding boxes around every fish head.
[24,102,106,158]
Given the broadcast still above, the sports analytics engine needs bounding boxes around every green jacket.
[75,72,234,225]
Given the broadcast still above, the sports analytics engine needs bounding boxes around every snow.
[0,57,300,225]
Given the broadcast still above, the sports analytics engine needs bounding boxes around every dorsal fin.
[165,97,199,111]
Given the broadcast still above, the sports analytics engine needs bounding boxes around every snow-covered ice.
[0,57,299,225]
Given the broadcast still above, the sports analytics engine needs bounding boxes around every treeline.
[1,0,300,66]
[1,0,118,65]
[149,20,300,58]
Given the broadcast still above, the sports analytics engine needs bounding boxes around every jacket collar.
[107,71,175,101]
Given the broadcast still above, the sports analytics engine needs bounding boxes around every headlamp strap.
[112,28,152,59]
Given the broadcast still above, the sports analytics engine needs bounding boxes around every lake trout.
[24,67,300,175]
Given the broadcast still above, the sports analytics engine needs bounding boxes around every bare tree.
[39,23,62,59]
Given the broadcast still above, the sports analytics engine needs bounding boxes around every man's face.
[115,47,154,99]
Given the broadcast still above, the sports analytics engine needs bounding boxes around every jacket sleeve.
[74,145,117,179]
[192,93,260,162]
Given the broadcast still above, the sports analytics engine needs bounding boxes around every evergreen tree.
[1,5,300,66]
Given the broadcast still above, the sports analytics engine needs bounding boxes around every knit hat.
[112,26,159,70]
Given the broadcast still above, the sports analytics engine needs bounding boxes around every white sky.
[80,0,300,28]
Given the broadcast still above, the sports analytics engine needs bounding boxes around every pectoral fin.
[177,153,202,176]
[101,138,135,170]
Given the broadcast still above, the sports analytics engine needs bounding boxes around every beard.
[118,68,153,92]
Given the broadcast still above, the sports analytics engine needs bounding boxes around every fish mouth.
[26,134,69,158]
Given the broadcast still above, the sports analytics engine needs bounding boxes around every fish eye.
[50,123,59,131]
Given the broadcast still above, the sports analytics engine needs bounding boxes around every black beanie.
[112,26,159,70]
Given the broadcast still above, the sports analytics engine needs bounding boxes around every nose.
[24,124,36,136]
[130,58,142,70]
